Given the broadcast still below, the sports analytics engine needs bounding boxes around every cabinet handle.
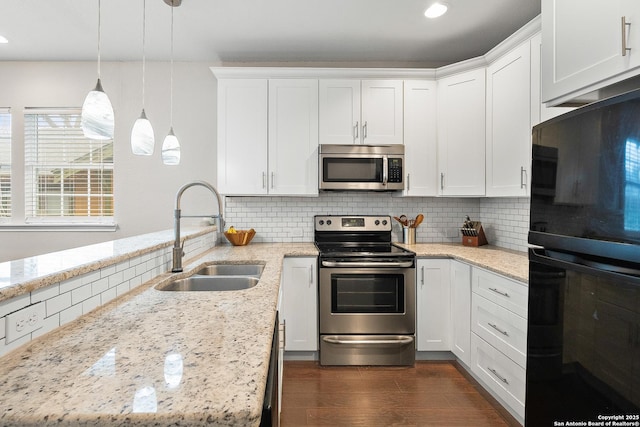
[440,173,445,190]
[262,172,267,189]
[421,265,425,286]
[354,121,359,141]
[622,16,632,56]
[488,322,509,336]
[363,121,368,140]
[407,173,411,191]
[489,287,510,298]
[520,167,527,189]
[309,264,314,285]
[271,172,275,189]
[488,367,509,385]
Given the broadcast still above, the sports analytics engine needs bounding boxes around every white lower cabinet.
[416,259,451,351]
[450,260,472,365]
[471,267,528,422]
[471,333,526,420]
[280,257,318,352]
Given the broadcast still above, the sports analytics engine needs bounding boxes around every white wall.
[0,61,218,262]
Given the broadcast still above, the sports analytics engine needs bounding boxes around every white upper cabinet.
[403,80,438,196]
[542,0,640,105]
[437,68,486,196]
[318,80,361,144]
[268,79,319,195]
[217,78,318,196]
[217,79,268,195]
[319,79,403,145]
[486,41,532,197]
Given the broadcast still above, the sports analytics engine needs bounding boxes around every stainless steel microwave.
[319,144,404,191]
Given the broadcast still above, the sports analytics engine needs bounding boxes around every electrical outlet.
[5,302,45,343]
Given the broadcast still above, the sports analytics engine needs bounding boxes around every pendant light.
[162,2,181,166]
[81,0,114,140]
[130,0,155,155]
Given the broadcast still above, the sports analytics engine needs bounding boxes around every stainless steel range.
[314,215,416,366]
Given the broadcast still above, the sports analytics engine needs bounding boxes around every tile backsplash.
[224,193,530,252]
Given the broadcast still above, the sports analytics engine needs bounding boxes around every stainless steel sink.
[157,276,259,292]
[195,264,264,277]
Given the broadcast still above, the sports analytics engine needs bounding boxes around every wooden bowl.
[224,229,256,246]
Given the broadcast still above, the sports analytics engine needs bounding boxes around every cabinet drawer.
[472,268,527,318]
[472,293,527,368]
[471,333,525,419]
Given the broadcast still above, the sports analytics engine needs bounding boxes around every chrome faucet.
[172,180,224,273]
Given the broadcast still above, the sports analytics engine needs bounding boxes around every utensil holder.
[403,227,416,245]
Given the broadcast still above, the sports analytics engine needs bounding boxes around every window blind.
[0,109,10,218]
[24,109,114,223]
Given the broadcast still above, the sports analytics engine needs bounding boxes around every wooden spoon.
[413,214,424,228]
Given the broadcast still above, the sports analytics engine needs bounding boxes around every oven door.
[318,263,416,365]
[319,264,416,334]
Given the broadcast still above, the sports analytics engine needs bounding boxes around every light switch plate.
[5,302,45,343]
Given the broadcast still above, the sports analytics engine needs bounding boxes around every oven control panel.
[315,215,392,232]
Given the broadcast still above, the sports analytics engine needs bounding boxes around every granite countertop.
[396,243,529,283]
[0,240,528,426]
[0,243,317,427]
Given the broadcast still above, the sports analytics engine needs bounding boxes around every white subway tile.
[116,282,131,297]
[100,265,116,278]
[101,288,117,305]
[82,295,101,314]
[31,283,60,304]
[46,292,72,316]
[60,304,83,325]
[59,275,85,293]
[0,293,30,318]
[91,277,109,296]
[71,284,92,305]
[107,271,124,288]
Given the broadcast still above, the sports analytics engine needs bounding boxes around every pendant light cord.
[142,0,147,109]
[97,0,102,79]
[169,5,174,127]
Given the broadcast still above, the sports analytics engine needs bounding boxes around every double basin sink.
[156,263,264,292]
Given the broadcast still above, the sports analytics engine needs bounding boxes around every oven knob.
[326,220,332,225]
[382,220,388,226]
[375,220,380,226]
[319,220,324,226]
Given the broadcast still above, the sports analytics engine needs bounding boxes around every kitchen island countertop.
[0,241,527,426]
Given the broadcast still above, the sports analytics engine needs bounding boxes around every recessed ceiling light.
[0,35,8,44]
[424,2,448,19]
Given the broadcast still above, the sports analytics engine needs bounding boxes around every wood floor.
[281,360,521,427]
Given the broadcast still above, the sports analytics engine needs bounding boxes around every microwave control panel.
[388,158,403,183]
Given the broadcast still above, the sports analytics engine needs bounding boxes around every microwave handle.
[382,156,388,185]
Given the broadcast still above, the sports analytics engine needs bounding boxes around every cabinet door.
[217,79,268,195]
[361,80,404,145]
[268,79,319,195]
[403,80,438,196]
[530,33,576,125]
[416,259,451,351]
[319,79,361,144]
[437,69,486,196]
[486,42,531,197]
[450,260,472,365]
[281,257,318,351]
[541,0,640,105]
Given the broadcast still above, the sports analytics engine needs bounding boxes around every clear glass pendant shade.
[131,109,155,155]
[162,127,181,165]
[81,78,114,140]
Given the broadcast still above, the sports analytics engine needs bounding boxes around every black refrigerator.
[526,88,640,426]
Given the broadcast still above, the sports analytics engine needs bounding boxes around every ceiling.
[0,0,541,67]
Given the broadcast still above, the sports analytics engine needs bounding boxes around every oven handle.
[322,336,414,346]
[321,260,414,268]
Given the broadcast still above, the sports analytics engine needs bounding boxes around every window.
[625,139,640,232]
[0,109,9,219]
[24,109,114,224]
